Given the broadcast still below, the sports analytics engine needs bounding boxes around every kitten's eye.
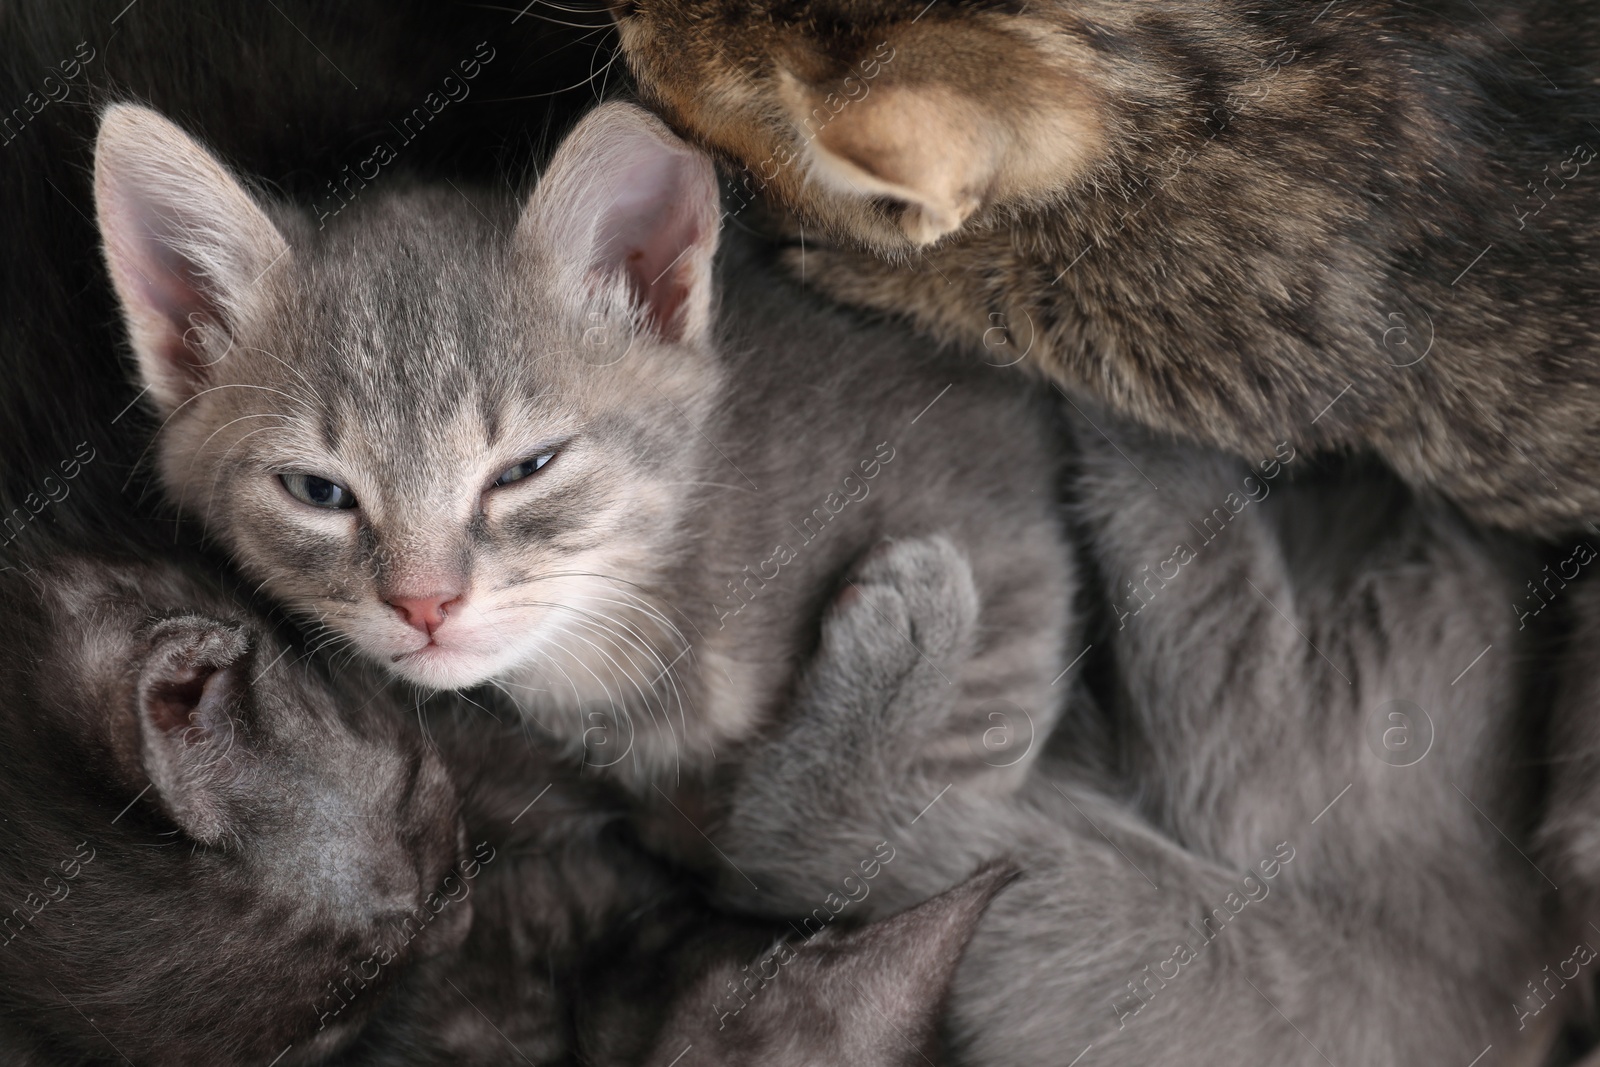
[280,473,357,510]
[494,452,557,488]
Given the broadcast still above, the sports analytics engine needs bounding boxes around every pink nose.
[387,593,460,635]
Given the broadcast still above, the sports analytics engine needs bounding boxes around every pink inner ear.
[593,148,713,341]
[140,239,222,385]
[104,185,229,392]
[623,247,691,336]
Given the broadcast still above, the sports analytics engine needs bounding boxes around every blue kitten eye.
[280,473,357,510]
[494,452,556,487]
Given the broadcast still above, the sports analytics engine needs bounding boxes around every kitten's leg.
[720,425,1553,1065]
[714,528,1431,1065]
[715,533,983,916]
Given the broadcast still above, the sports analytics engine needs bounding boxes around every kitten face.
[159,240,704,695]
[577,864,1017,1067]
[95,104,722,696]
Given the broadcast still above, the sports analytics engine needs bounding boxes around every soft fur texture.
[0,544,999,1067]
[614,0,1600,534]
[93,102,1075,800]
[0,546,469,1067]
[1535,576,1600,1050]
[593,863,1019,1067]
[715,410,1555,1064]
[287,670,1014,1067]
[17,6,1577,1063]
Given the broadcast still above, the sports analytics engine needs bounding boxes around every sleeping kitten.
[90,100,1074,795]
[712,417,1555,1064]
[0,544,468,1067]
[578,863,1018,1067]
[613,0,1600,535]
[320,700,1013,1067]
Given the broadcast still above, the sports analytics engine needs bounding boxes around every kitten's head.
[93,102,722,695]
[614,0,1316,252]
[0,554,468,1065]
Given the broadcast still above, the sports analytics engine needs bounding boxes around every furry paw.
[839,535,981,662]
[814,535,980,701]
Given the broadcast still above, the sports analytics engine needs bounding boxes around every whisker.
[125,379,312,493]
[564,611,681,759]
[196,421,297,533]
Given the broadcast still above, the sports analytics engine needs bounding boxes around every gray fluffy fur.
[89,97,1557,1065]
[717,410,1554,1065]
[93,101,1075,799]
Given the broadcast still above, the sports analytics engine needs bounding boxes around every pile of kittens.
[4,1,1600,1064]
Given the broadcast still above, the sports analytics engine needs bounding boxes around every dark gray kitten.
[0,544,1007,1066]
[716,418,1556,1064]
[90,101,1073,801]
[0,548,469,1067]
[581,863,1018,1067]
[328,704,1014,1067]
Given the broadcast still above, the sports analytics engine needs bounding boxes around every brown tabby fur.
[614,0,1600,535]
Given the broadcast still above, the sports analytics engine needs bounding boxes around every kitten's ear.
[93,103,289,414]
[776,44,1100,247]
[780,73,999,246]
[133,618,254,846]
[802,863,1019,1055]
[662,863,1017,1065]
[520,102,721,344]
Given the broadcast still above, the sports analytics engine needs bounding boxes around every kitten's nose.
[387,593,460,635]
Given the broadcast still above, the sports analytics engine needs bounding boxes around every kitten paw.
[822,534,980,684]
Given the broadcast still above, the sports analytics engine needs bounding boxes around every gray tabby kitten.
[716,418,1556,1065]
[90,101,1072,796]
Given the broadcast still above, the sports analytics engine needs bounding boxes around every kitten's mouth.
[393,641,442,663]
[385,637,502,692]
